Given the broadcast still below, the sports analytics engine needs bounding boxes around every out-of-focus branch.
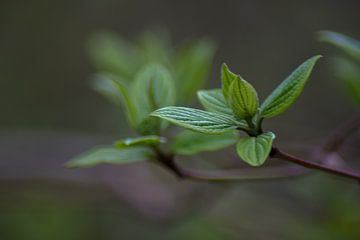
[323,114,360,152]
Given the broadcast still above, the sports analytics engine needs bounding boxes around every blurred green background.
[1,0,360,239]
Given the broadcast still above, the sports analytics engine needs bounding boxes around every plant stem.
[323,114,360,152]
[270,147,360,181]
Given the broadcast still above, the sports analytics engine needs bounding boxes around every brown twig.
[270,147,360,181]
[153,115,360,182]
[323,114,360,152]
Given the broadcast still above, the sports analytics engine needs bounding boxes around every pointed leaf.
[175,40,216,103]
[131,64,176,121]
[221,63,238,99]
[151,107,242,134]
[236,132,276,166]
[197,89,233,116]
[114,135,166,148]
[260,55,322,118]
[335,58,360,106]
[318,31,360,63]
[65,146,153,168]
[228,76,259,119]
[171,130,237,155]
[92,74,139,127]
[86,32,140,79]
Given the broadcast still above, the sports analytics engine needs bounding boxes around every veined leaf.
[132,64,176,121]
[236,132,276,166]
[260,55,321,118]
[171,130,237,155]
[175,40,216,103]
[318,31,360,63]
[197,89,233,116]
[151,107,242,134]
[114,135,166,148]
[93,74,139,127]
[221,63,238,99]
[228,76,259,119]
[66,146,153,168]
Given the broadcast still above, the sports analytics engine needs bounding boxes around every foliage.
[152,56,320,166]
[318,31,360,107]
[67,30,216,167]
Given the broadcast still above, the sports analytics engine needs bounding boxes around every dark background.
[1,0,360,239]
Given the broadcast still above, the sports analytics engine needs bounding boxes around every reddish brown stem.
[271,147,360,181]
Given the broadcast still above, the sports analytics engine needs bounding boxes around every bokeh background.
[1,0,360,239]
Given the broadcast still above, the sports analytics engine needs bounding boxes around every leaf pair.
[222,64,259,120]
[222,56,322,119]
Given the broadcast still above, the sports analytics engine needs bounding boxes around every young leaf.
[132,64,176,121]
[171,130,237,155]
[334,58,360,106]
[197,89,233,116]
[227,76,259,119]
[236,132,276,166]
[221,63,238,99]
[65,146,153,168]
[93,74,139,127]
[318,31,360,63]
[151,107,242,134]
[86,32,140,79]
[175,40,216,103]
[260,55,322,118]
[114,135,166,149]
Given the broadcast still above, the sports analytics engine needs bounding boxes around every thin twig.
[175,163,309,182]
[323,114,360,152]
[271,147,360,181]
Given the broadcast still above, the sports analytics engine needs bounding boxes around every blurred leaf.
[260,55,321,118]
[236,132,275,166]
[91,74,123,106]
[86,32,140,79]
[175,40,216,102]
[66,146,152,168]
[197,89,233,116]
[114,135,166,148]
[221,63,238,100]
[98,74,139,127]
[334,58,360,107]
[228,76,259,120]
[171,130,237,155]
[138,30,172,64]
[318,31,360,63]
[151,107,242,134]
[131,64,176,121]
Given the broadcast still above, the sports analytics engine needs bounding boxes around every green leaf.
[86,32,140,79]
[175,40,216,103]
[334,58,360,106]
[151,107,242,134]
[114,135,166,149]
[260,55,322,118]
[221,63,238,99]
[93,74,139,127]
[171,130,237,155]
[236,132,276,166]
[65,146,153,168]
[197,89,233,116]
[227,76,259,119]
[131,64,176,121]
[318,31,360,63]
